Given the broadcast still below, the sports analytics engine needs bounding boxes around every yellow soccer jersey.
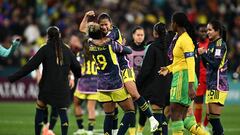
[167,32,195,82]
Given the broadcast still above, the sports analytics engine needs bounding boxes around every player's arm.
[0,38,21,57]
[92,27,121,46]
[79,11,95,34]
[110,40,132,54]
[8,46,45,82]
[182,39,195,83]
[70,50,82,78]
[201,41,226,69]
[137,45,155,89]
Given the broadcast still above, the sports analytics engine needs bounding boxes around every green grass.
[0,102,240,135]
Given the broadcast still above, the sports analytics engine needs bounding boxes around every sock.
[128,127,136,135]
[35,107,45,135]
[209,113,224,135]
[104,112,114,135]
[152,109,168,135]
[203,113,209,127]
[113,108,119,130]
[137,124,144,133]
[117,111,135,135]
[75,115,84,129]
[172,121,184,135]
[194,103,203,125]
[58,108,69,135]
[49,107,58,130]
[88,119,95,131]
[184,115,208,135]
[43,107,48,124]
[138,108,147,127]
[135,96,152,118]
[129,102,137,128]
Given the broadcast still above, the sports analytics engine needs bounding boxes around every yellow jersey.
[167,32,195,82]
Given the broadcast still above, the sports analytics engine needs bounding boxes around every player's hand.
[85,11,95,17]
[69,76,75,89]
[188,82,196,100]
[198,47,207,55]
[158,67,169,76]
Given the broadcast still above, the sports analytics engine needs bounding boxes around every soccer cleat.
[112,129,118,135]
[73,129,86,135]
[86,130,93,135]
[149,116,159,132]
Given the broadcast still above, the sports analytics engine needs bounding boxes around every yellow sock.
[137,125,144,133]
[172,131,184,135]
[190,124,209,135]
[128,127,136,135]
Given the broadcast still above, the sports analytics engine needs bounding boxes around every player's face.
[99,19,112,34]
[133,29,145,45]
[207,24,219,41]
[198,27,207,41]
[69,35,82,53]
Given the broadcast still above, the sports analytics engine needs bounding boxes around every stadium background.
[0,0,240,134]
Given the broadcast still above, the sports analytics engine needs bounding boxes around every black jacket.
[8,42,81,107]
[136,39,172,107]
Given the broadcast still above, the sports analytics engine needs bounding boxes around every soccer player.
[82,12,159,134]
[0,37,21,57]
[79,11,159,135]
[194,24,209,127]
[72,36,99,135]
[87,22,135,135]
[159,12,208,135]
[137,22,172,135]
[8,26,82,135]
[198,20,228,135]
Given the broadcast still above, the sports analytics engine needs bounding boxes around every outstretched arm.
[0,38,21,57]
[8,47,45,82]
[79,11,95,34]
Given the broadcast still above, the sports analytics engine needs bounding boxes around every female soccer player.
[87,22,135,135]
[159,12,208,135]
[79,11,159,135]
[198,20,228,135]
[137,22,172,135]
[8,26,82,135]
[0,37,21,57]
[72,35,99,135]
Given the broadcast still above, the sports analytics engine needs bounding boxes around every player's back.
[89,43,123,91]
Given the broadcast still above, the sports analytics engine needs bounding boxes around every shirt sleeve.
[136,45,155,89]
[0,40,21,57]
[8,47,45,82]
[70,50,82,78]
[182,37,195,82]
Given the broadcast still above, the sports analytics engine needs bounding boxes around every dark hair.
[172,12,197,45]
[208,19,227,42]
[132,26,144,34]
[82,39,93,61]
[47,26,64,66]
[97,13,112,23]
[153,22,167,46]
[88,23,103,39]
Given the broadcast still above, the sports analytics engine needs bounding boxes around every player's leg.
[73,95,85,135]
[123,68,159,132]
[86,97,97,134]
[49,107,58,130]
[35,100,47,135]
[57,108,69,135]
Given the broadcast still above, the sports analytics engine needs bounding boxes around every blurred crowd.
[0,0,240,73]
